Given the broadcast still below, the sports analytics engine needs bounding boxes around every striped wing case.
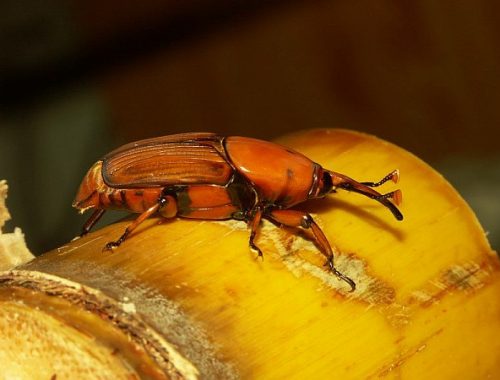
[102,133,233,188]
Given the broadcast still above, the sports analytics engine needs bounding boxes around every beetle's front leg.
[267,209,356,291]
[80,209,106,237]
[247,205,264,260]
[104,195,177,251]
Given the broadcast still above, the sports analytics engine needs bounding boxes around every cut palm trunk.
[1,129,498,379]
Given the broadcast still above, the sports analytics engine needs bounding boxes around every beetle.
[74,132,403,291]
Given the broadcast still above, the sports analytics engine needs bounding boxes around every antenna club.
[391,169,400,184]
[392,189,403,206]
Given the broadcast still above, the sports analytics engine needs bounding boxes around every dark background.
[1,0,499,254]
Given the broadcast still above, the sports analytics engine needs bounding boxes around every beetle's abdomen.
[175,184,247,220]
[225,137,315,207]
[99,188,163,213]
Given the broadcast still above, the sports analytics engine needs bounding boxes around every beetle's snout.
[73,161,104,212]
[328,170,403,221]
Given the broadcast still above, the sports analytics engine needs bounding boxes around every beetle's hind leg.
[267,209,356,291]
[103,195,177,251]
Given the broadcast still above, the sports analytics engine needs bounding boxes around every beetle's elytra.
[74,132,403,291]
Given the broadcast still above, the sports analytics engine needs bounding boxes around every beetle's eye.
[320,171,334,195]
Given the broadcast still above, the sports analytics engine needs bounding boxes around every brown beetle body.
[74,133,403,291]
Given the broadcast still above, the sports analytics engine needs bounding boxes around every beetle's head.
[326,169,403,221]
[72,161,104,213]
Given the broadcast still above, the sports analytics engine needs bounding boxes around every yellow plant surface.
[153,128,498,379]
[11,128,499,379]
[105,129,499,379]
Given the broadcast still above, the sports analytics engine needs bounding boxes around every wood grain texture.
[0,180,34,271]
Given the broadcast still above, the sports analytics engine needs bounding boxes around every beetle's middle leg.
[247,205,264,259]
[104,195,177,251]
[267,209,356,291]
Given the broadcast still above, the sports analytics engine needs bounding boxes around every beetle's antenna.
[361,170,399,187]
[328,171,403,221]
[376,189,402,205]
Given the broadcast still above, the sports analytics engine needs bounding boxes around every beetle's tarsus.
[325,257,356,292]
[250,241,264,261]
[103,241,120,252]
[103,238,124,252]
[103,229,129,252]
